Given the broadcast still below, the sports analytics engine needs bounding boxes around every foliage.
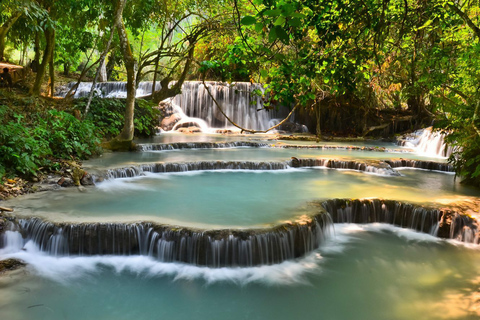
[0,105,101,178]
[74,97,160,138]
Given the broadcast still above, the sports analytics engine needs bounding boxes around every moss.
[0,258,25,274]
[101,138,137,152]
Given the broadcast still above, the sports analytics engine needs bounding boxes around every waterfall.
[383,159,453,172]
[137,141,270,151]
[99,158,454,180]
[398,127,454,158]
[171,81,288,131]
[322,199,479,242]
[1,199,477,268]
[104,161,290,179]
[57,81,162,98]
[2,215,332,267]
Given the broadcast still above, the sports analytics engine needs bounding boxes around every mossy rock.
[0,258,25,274]
[102,138,137,152]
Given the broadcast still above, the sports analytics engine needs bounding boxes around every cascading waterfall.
[398,127,454,158]
[170,81,290,132]
[1,215,331,267]
[137,141,270,151]
[100,158,453,180]
[383,159,453,172]
[1,199,477,269]
[57,81,162,98]
[322,198,479,242]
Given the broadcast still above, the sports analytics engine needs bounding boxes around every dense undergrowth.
[0,91,159,179]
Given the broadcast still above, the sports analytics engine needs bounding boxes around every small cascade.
[289,158,401,176]
[384,159,453,172]
[57,81,162,98]
[3,215,332,267]
[105,161,290,179]
[171,81,289,131]
[398,127,454,158]
[137,141,270,151]
[322,199,479,242]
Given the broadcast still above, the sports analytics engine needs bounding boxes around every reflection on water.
[1,225,479,320]
[4,169,477,227]
[1,133,480,320]
[84,147,441,171]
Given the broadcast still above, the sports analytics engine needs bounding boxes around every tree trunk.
[98,56,107,82]
[0,11,22,61]
[116,16,136,141]
[48,30,56,97]
[152,46,195,104]
[34,31,41,62]
[64,62,70,76]
[31,28,55,96]
[106,53,116,80]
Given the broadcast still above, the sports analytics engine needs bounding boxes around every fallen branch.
[362,122,390,137]
[0,206,13,212]
[201,79,299,133]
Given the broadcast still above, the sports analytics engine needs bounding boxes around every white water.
[0,132,478,319]
[58,81,162,98]
[400,127,454,158]
[171,81,289,132]
[2,225,480,320]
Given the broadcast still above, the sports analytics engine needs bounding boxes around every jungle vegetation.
[0,0,479,186]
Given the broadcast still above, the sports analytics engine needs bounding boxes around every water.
[1,131,479,319]
[1,225,480,320]
[83,145,441,172]
[4,169,475,227]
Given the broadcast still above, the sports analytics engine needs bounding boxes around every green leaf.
[275,26,289,44]
[264,9,282,17]
[291,13,305,18]
[274,16,286,26]
[241,16,257,26]
[260,70,268,78]
[288,17,302,27]
[268,28,277,42]
[255,22,264,32]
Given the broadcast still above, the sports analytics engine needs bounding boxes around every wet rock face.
[277,122,309,133]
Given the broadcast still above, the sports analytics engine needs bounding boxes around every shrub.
[74,98,160,138]
[0,105,101,178]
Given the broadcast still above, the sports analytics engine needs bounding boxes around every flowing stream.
[1,130,479,318]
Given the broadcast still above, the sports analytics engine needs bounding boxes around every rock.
[291,157,300,168]
[160,114,181,131]
[0,258,26,274]
[72,167,86,186]
[278,122,309,133]
[177,126,202,134]
[80,173,94,186]
[57,177,75,187]
[31,184,60,192]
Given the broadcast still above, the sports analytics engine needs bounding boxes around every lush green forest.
[1,0,480,186]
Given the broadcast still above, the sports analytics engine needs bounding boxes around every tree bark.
[0,11,22,61]
[31,27,55,95]
[116,0,136,141]
[152,46,195,104]
[48,30,55,97]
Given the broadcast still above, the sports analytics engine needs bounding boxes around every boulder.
[160,114,181,131]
